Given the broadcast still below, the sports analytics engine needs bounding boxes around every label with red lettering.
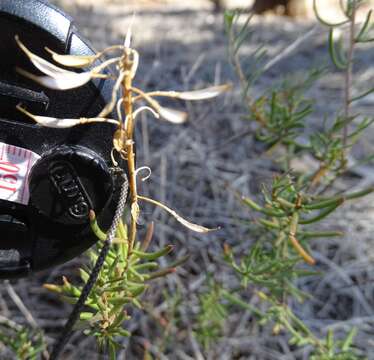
[0,142,40,205]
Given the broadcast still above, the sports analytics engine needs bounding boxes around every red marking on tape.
[0,142,40,205]
[0,144,4,161]
[20,150,33,204]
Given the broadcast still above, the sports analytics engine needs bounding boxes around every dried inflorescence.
[14,24,231,357]
[15,26,231,252]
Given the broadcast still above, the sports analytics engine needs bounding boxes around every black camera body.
[0,0,124,278]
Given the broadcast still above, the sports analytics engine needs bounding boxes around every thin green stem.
[343,2,357,154]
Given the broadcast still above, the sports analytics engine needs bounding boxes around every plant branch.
[343,2,357,153]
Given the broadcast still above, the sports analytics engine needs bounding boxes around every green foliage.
[224,237,312,300]
[189,1,374,358]
[244,69,321,153]
[146,289,184,353]
[44,217,184,358]
[254,292,364,359]
[0,323,45,360]
[194,281,228,350]
[241,173,373,266]
[226,1,374,181]
[310,328,361,360]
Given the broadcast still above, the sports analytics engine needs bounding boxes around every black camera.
[0,0,126,278]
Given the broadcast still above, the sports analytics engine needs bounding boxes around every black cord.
[50,174,129,360]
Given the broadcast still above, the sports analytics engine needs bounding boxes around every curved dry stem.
[98,71,126,118]
[135,166,152,182]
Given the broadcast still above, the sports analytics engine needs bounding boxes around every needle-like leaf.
[138,195,218,233]
[328,28,348,70]
[313,0,349,27]
[132,106,159,121]
[132,87,187,123]
[157,106,188,124]
[45,48,97,68]
[48,44,126,68]
[98,72,125,117]
[15,36,70,77]
[124,14,135,49]
[130,50,139,79]
[16,67,97,90]
[135,166,152,182]
[17,37,117,90]
[119,104,159,133]
[17,105,82,127]
[147,84,232,101]
[17,105,119,128]
[176,84,232,100]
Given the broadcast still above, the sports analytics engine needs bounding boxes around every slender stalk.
[228,20,252,105]
[285,307,325,351]
[121,48,137,256]
[289,235,316,265]
[288,213,316,265]
[343,2,357,153]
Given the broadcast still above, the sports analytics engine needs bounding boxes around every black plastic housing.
[0,0,124,278]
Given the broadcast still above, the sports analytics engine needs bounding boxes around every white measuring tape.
[0,142,40,205]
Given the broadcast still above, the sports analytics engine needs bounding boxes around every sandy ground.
[2,1,374,359]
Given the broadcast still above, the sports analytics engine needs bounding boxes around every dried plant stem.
[310,164,328,188]
[141,222,155,251]
[127,148,137,253]
[289,235,316,265]
[289,212,315,265]
[227,19,254,106]
[122,49,138,256]
[5,281,38,329]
